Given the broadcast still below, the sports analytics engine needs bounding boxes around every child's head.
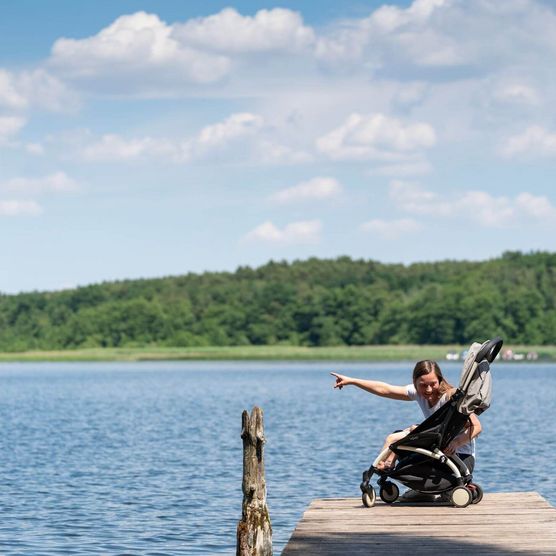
[412,360,452,402]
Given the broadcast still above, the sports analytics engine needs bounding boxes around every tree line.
[1,251,555,351]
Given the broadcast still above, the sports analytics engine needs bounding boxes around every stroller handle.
[475,337,503,363]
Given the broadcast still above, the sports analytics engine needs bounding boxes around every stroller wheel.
[379,482,400,504]
[469,483,484,504]
[451,486,472,508]
[362,486,376,508]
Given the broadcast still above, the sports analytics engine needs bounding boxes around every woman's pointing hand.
[330,372,351,390]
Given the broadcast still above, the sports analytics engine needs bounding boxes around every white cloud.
[370,0,448,32]
[45,8,316,96]
[317,113,436,161]
[244,219,321,244]
[75,112,265,163]
[515,192,556,219]
[389,181,556,227]
[21,0,556,187]
[174,8,315,53]
[456,191,515,228]
[81,134,176,161]
[0,131,45,157]
[500,126,556,158]
[0,200,42,216]
[314,21,367,65]
[316,0,458,68]
[0,68,78,112]
[177,113,312,165]
[18,69,79,112]
[1,172,78,194]
[64,110,315,167]
[389,180,452,215]
[376,0,465,66]
[0,116,26,139]
[0,70,27,108]
[316,0,556,76]
[361,218,422,239]
[24,143,45,156]
[257,141,312,165]
[49,12,231,89]
[29,0,556,111]
[197,112,263,147]
[270,177,341,204]
[368,0,464,68]
[495,84,540,106]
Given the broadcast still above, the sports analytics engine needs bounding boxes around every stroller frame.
[360,337,503,508]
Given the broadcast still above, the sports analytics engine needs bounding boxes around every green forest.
[1,251,555,352]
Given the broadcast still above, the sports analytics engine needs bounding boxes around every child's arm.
[444,413,482,454]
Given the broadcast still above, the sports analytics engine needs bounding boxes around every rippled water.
[0,361,554,555]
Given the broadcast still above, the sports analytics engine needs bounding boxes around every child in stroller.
[332,338,501,507]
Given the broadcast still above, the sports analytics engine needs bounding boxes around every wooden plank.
[282,492,556,555]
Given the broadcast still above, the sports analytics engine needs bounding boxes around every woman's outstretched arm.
[330,372,411,401]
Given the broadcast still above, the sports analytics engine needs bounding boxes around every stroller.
[360,337,503,508]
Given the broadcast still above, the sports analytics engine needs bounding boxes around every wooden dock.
[282,492,556,555]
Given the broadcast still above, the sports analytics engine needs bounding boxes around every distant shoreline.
[0,344,554,362]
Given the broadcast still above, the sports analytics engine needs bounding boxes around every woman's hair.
[412,360,454,396]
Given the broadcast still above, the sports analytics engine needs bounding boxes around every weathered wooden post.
[236,406,272,556]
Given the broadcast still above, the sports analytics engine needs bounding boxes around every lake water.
[0,361,554,555]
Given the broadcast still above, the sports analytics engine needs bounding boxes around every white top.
[406,384,475,456]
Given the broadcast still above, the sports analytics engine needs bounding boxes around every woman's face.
[415,370,441,404]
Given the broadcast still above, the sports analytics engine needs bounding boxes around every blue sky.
[1,0,555,293]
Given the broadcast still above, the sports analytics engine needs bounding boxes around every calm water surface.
[0,361,554,555]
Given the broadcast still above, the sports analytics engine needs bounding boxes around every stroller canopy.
[456,338,502,416]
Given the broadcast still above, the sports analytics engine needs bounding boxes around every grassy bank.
[0,344,555,362]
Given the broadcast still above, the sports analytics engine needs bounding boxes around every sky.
[1,0,555,293]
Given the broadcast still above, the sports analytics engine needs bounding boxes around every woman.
[331,360,481,501]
